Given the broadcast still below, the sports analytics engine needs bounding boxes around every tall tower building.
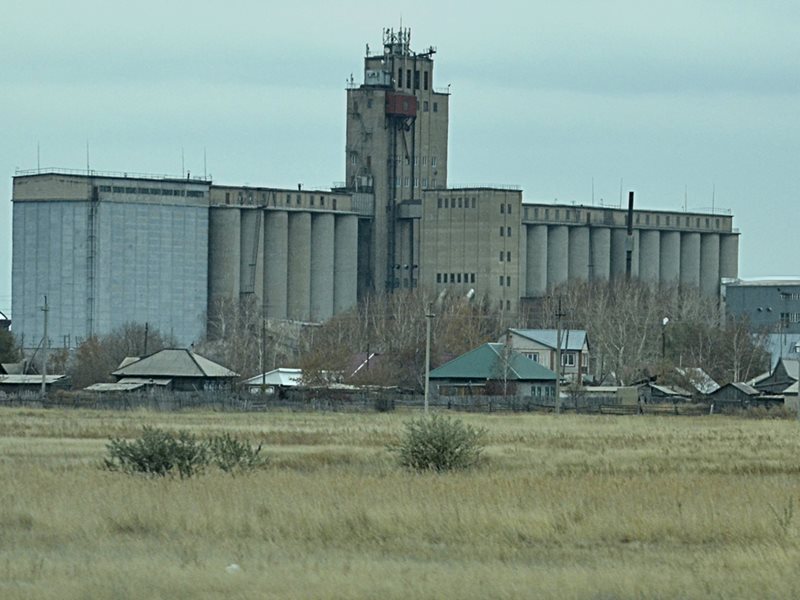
[345,28,449,294]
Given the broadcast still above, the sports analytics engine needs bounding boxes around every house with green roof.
[429,343,557,398]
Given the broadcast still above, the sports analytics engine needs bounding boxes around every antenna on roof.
[86,140,90,174]
[37,142,40,171]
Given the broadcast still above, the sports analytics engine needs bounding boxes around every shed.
[242,368,302,394]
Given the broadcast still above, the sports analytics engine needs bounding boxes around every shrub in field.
[392,413,486,472]
[105,428,267,477]
[105,427,209,478]
[209,432,265,473]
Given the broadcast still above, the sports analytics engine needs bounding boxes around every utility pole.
[41,296,49,399]
[143,322,149,356]
[424,302,434,413]
[555,296,566,414]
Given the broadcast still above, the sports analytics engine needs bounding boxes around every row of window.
[499,203,513,215]
[222,191,338,210]
[500,226,512,237]
[499,251,512,262]
[397,67,430,91]
[421,100,439,112]
[393,177,435,189]
[526,206,724,230]
[99,185,205,198]
[499,276,512,287]
[524,352,577,366]
[437,272,476,284]
[780,312,800,325]
[437,197,477,209]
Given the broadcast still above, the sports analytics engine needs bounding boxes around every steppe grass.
[2,408,800,599]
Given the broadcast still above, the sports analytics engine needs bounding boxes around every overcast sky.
[2,0,798,318]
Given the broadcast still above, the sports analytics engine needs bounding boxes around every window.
[507,251,511,262]
[705,218,710,227]
[471,198,476,208]
[645,214,650,225]
[506,276,511,287]
[225,192,230,204]
[561,353,576,367]
[414,70,420,90]
[450,273,455,283]
[499,251,504,262]
[431,157,437,167]
[444,198,449,208]
[333,198,337,210]
[507,227,512,237]
[414,178,419,188]
[423,178,428,188]
[423,101,429,112]
[525,352,540,363]
[422,156,427,166]
[500,204,505,214]
[500,227,505,236]
[656,215,660,225]
[436,273,442,283]
[470,273,475,283]
[464,273,468,282]
[398,68,403,87]
[404,177,410,188]
[499,276,504,286]
[406,69,412,88]
[424,71,429,90]
[353,101,358,112]
[296,194,301,205]
[310,197,315,206]
[367,98,373,109]
[507,203,512,214]
[666,216,670,225]
[457,273,462,283]
[458,198,462,208]
[438,198,442,209]
[433,102,438,112]
[286,194,291,204]
[320,197,325,207]
[506,300,511,310]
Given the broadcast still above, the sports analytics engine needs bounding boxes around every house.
[639,383,692,403]
[753,357,798,394]
[710,382,761,408]
[429,342,557,398]
[111,349,238,391]
[502,328,590,381]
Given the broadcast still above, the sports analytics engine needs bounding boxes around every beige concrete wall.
[420,188,521,314]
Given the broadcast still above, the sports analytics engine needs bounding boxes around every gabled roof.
[508,329,588,352]
[712,382,760,397]
[113,349,237,378]
[430,343,557,381]
[675,367,720,395]
[242,368,302,387]
[777,358,800,380]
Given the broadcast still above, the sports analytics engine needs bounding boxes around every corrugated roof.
[85,378,172,392]
[0,374,67,385]
[776,358,800,380]
[509,329,587,351]
[430,343,557,381]
[676,367,720,395]
[113,349,237,378]
[243,368,302,387]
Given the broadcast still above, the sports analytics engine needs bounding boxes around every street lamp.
[661,317,670,360]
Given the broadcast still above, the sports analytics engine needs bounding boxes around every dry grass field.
[2,407,800,599]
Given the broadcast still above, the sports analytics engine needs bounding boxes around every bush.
[392,413,486,472]
[105,428,266,477]
[105,427,209,478]
[209,432,265,473]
